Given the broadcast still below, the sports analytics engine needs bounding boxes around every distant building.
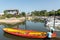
[0,13,4,16]
[4,9,19,15]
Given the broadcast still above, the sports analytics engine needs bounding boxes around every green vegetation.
[31,18,44,23]
[0,9,60,19]
[21,12,26,17]
[0,10,26,19]
[31,9,60,16]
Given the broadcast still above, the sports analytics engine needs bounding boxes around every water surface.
[0,20,60,40]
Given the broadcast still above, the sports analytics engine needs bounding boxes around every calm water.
[0,20,60,40]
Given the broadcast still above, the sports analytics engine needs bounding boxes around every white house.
[0,13,4,16]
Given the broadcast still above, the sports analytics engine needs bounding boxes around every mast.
[53,11,55,28]
[25,13,27,29]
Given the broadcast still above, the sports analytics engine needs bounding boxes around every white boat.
[46,18,60,27]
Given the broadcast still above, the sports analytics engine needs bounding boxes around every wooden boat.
[3,28,56,38]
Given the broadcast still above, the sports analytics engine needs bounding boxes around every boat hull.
[3,28,56,39]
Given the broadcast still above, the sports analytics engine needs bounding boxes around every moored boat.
[3,28,56,38]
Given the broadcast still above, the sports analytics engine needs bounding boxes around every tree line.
[31,9,60,16]
[1,9,60,19]
[0,11,26,19]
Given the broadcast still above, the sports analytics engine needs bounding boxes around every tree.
[31,11,40,16]
[21,12,26,16]
[48,10,55,16]
[7,14,14,18]
[57,9,60,16]
[40,10,47,16]
[4,10,7,15]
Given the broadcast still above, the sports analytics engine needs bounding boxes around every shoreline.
[0,17,25,24]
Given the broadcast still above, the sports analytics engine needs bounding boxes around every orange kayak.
[3,28,56,38]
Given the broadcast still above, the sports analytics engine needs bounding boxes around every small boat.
[3,28,56,38]
[46,18,60,27]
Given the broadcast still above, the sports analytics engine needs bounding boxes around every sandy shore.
[0,17,25,24]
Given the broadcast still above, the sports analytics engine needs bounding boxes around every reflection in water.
[31,18,44,23]
[0,20,60,40]
[4,32,28,40]
[0,22,25,28]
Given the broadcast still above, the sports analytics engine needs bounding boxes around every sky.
[0,0,60,13]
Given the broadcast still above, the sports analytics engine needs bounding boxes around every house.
[4,9,19,15]
[0,13,4,16]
